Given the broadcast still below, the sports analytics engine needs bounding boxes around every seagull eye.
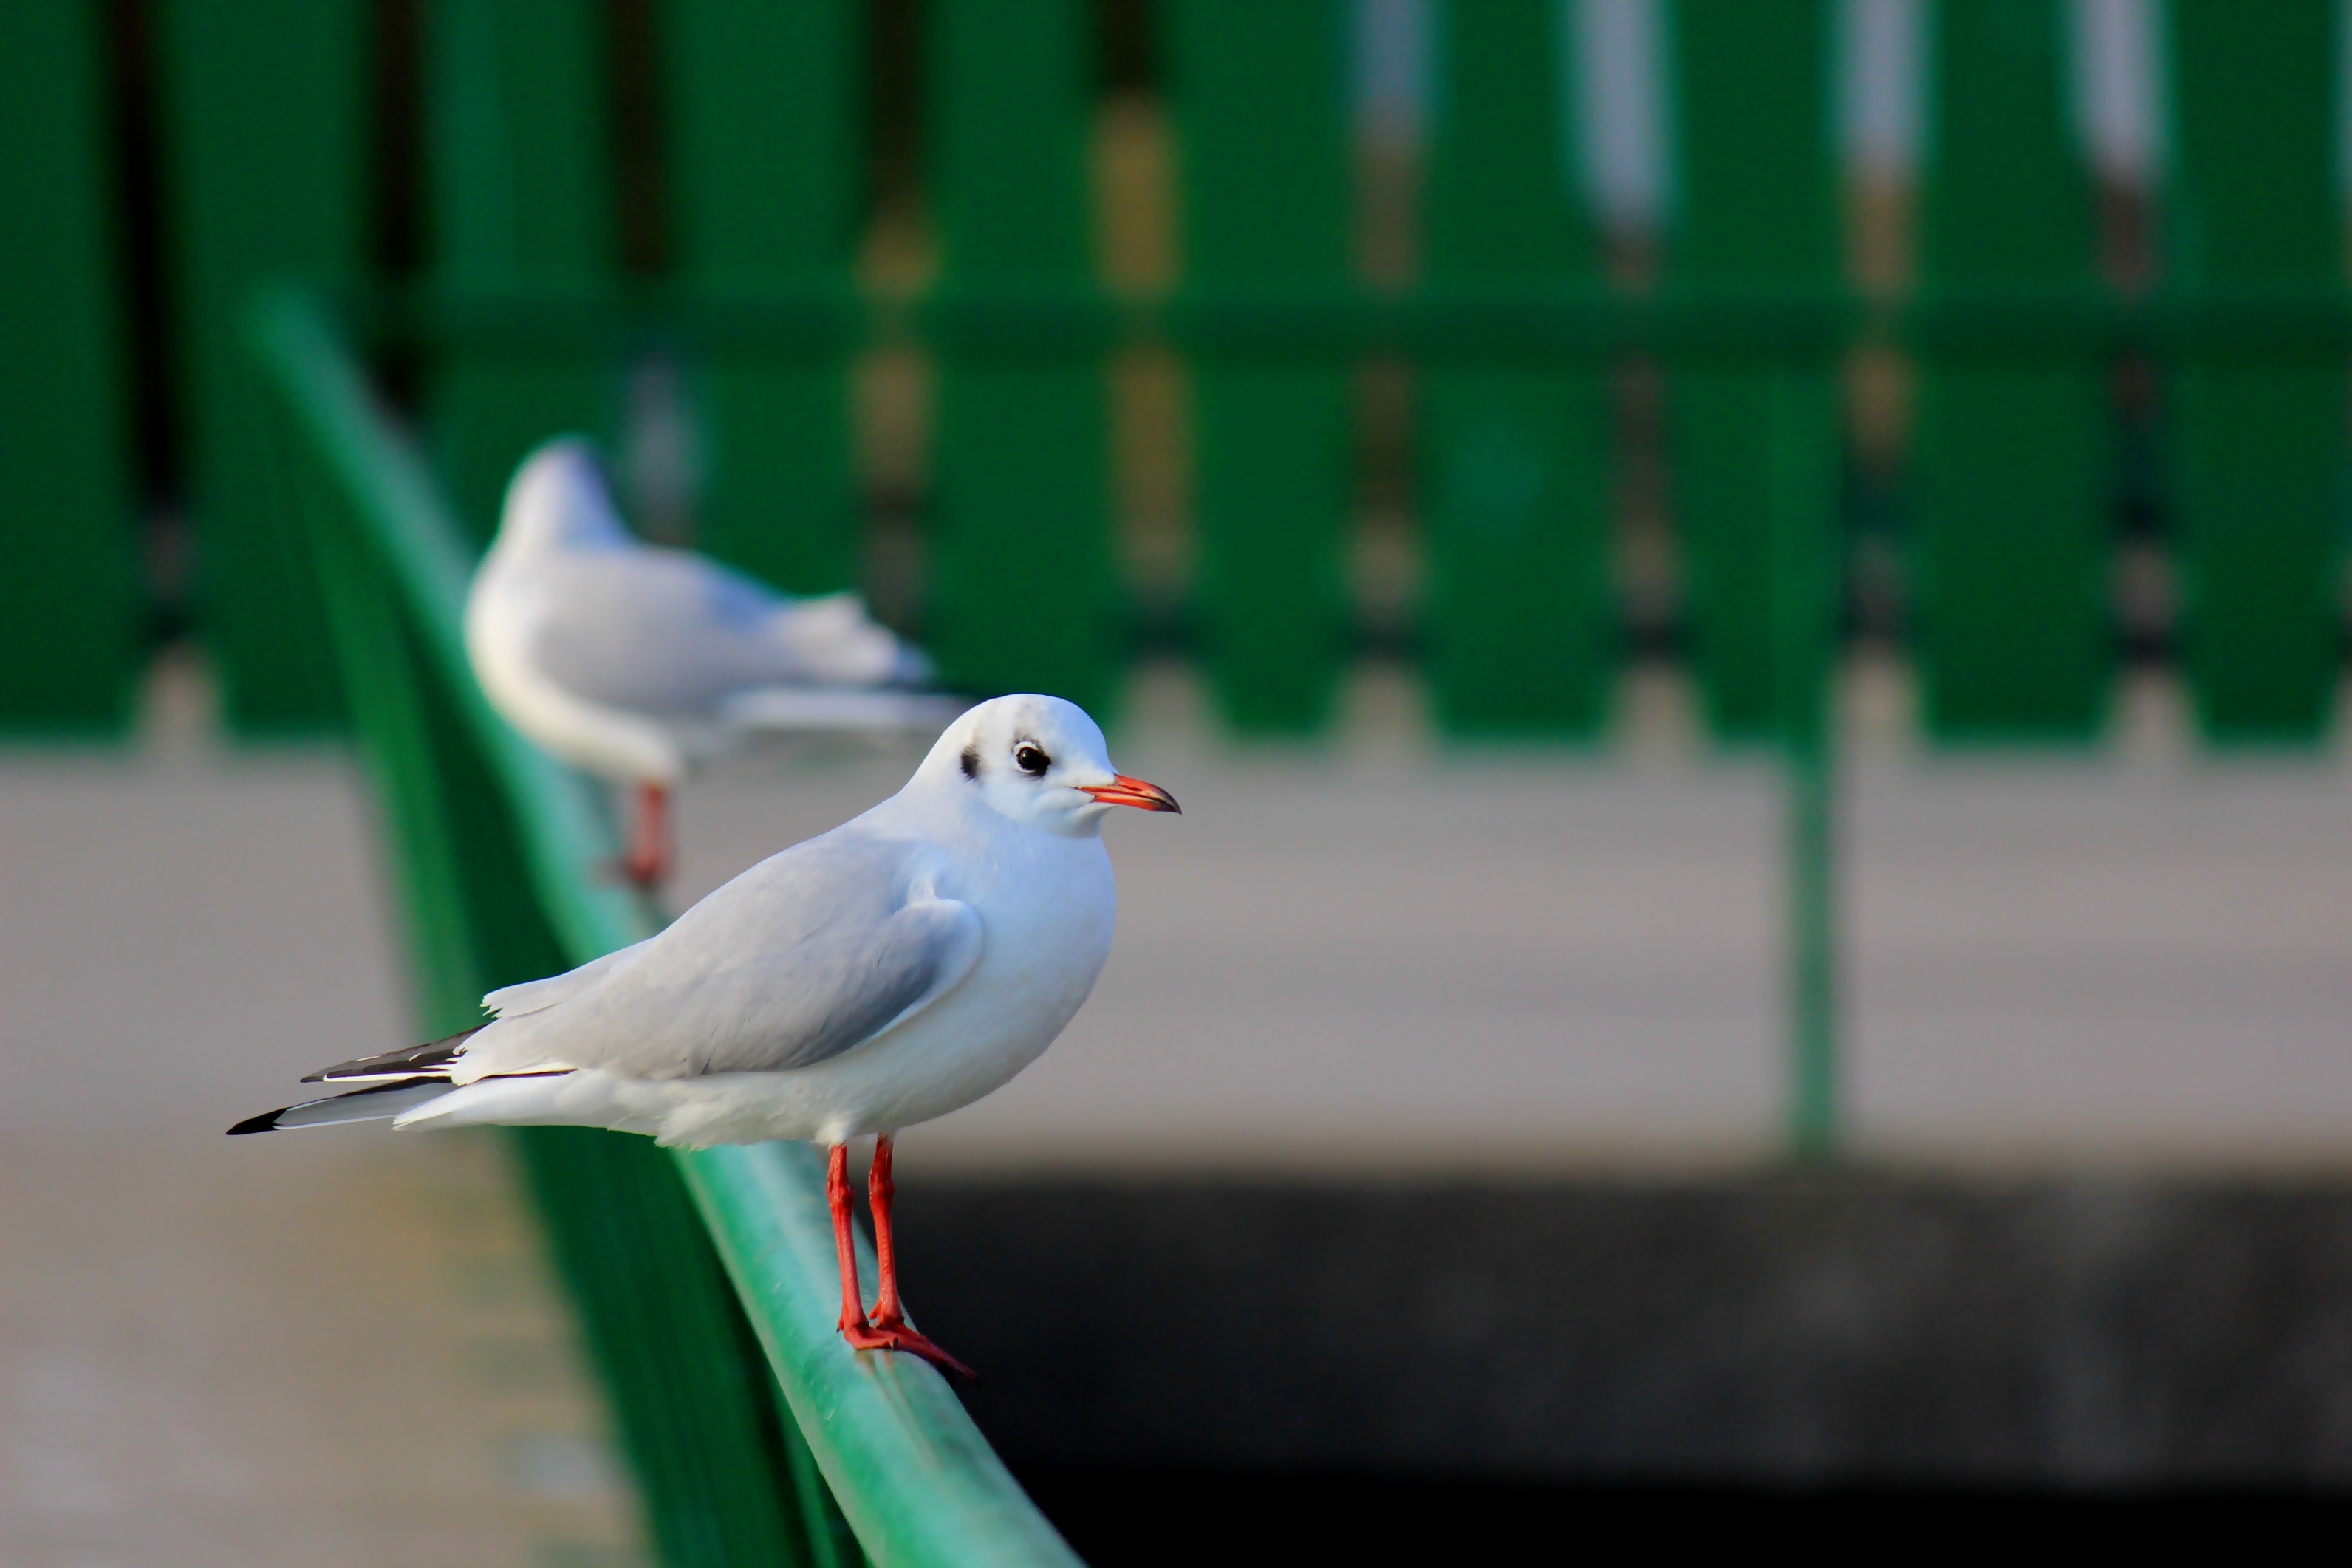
[1013,742,1051,777]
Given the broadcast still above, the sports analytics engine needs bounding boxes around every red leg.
[865,1134,974,1379]
[618,782,671,889]
[827,1143,894,1351]
[868,1133,907,1326]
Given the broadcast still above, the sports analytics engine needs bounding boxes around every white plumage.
[237,694,1178,1148]
[465,437,956,883]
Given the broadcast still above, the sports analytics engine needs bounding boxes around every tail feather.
[228,1076,451,1135]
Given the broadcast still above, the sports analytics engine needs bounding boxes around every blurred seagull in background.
[468,436,957,888]
[230,694,1180,1375]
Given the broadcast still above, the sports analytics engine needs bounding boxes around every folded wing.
[483,937,652,1018]
[458,832,984,1082]
[530,550,918,716]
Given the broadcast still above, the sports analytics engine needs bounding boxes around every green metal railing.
[251,287,1079,1568]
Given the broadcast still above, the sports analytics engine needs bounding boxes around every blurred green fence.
[7,3,2352,1548]
[5,0,2345,746]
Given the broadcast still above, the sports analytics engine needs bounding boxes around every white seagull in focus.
[230,694,1180,1375]
[468,436,956,888]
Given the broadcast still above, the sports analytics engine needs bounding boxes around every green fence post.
[1770,373,1839,1157]
[663,0,863,595]
[0,0,142,737]
[154,0,372,733]
[2164,0,2343,744]
[1665,0,1839,742]
[1421,0,1613,737]
[1915,0,2107,742]
[424,0,619,539]
[1163,0,1353,733]
[926,0,1116,711]
[1668,0,1842,1152]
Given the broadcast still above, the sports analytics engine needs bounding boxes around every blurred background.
[7,0,2352,1559]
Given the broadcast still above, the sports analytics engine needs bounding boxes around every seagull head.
[496,436,631,555]
[923,694,1179,837]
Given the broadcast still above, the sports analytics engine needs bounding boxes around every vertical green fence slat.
[1163,0,1352,732]
[1770,371,1842,1156]
[2164,0,2343,743]
[425,0,618,538]
[1665,0,1839,742]
[261,367,821,1568]
[663,0,862,595]
[1915,0,2107,741]
[0,0,141,736]
[926,0,1115,711]
[1423,0,1611,736]
[156,0,371,733]
[1667,0,1843,1149]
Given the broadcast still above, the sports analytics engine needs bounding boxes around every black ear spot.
[960,745,980,780]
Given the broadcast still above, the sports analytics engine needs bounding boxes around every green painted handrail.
[250,286,1080,1568]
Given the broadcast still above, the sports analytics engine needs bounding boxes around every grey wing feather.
[705,894,980,1072]
[483,937,652,1018]
[461,833,983,1081]
[530,549,801,713]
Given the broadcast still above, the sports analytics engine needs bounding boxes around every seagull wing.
[458,831,983,1081]
[482,936,654,1018]
[527,547,810,714]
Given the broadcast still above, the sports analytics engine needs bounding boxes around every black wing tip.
[230,1075,451,1137]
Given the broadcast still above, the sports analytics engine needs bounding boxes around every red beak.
[1080,773,1181,813]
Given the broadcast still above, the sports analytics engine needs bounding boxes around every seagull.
[467,436,957,888]
[230,694,1179,1375]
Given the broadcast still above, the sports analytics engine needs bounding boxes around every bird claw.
[878,1326,977,1380]
[838,1312,975,1380]
[838,1311,895,1348]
